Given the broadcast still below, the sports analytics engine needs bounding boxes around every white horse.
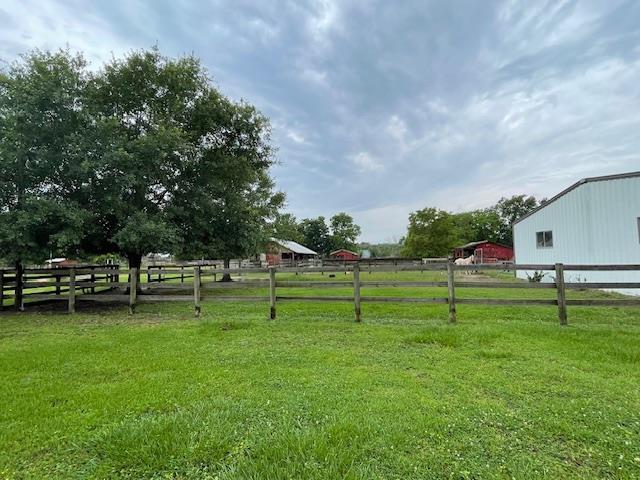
[454,254,475,274]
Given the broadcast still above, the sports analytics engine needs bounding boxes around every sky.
[1,0,639,242]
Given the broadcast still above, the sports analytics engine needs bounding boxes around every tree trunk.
[220,258,233,282]
[14,261,24,312]
[126,252,144,293]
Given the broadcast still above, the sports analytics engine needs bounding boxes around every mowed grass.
[1,274,640,479]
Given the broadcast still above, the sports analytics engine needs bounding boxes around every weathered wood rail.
[0,264,119,311]
[1,262,639,324]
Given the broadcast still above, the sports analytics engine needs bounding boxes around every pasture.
[1,271,640,479]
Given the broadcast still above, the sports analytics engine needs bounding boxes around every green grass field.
[1,272,640,479]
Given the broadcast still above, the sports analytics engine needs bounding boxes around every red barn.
[453,241,513,263]
[329,249,359,261]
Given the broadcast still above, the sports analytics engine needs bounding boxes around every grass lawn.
[1,275,640,479]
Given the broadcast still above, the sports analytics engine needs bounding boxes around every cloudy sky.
[2,1,639,242]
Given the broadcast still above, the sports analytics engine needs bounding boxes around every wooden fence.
[0,264,119,311]
[1,262,639,324]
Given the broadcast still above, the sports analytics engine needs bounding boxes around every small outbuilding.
[265,239,318,266]
[329,249,359,261]
[453,241,514,263]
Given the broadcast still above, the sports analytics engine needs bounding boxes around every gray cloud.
[1,0,639,242]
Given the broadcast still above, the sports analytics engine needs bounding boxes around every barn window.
[536,231,553,248]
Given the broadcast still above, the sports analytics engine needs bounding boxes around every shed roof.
[457,240,489,249]
[456,240,513,250]
[330,249,358,256]
[513,171,640,226]
[272,239,317,255]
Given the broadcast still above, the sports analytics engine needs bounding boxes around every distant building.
[265,239,318,266]
[329,249,359,261]
[513,171,640,294]
[360,249,372,259]
[453,241,514,263]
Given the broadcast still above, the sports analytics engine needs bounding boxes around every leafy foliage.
[283,213,362,255]
[401,195,540,258]
[495,195,538,245]
[298,217,332,255]
[401,208,456,258]
[0,50,89,266]
[272,213,304,244]
[329,212,361,252]
[359,242,403,258]
[0,47,282,269]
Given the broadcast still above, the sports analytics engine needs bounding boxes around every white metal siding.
[513,176,640,294]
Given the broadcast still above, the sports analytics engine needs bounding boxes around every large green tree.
[1,48,283,289]
[328,212,361,252]
[452,208,503,245]
[299,217,331,255]
[80,49,206,270]
[82,48,283,275]
[296,213,362,255]
[0,50,89,307]
[401,208,456,258]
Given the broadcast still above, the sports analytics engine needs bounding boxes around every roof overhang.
[512,171,640,226]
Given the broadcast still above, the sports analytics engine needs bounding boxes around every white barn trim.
[513,172,640,295]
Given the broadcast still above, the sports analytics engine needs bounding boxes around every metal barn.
[513,172,640,295]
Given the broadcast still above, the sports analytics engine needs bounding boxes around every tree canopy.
[0,48,283,272]
[272,213,361,256]
[400,196,540,258]
[0,50,89,267]
[401,208,456,258]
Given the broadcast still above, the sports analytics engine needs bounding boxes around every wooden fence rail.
[1,262,639,324]
[0,264,119,311]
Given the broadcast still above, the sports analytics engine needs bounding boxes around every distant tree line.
[401,195,541,258]
[358,242,403,258]
[0,48,283,278]
[272,213,361,256]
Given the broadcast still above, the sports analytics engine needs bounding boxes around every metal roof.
[457,240,488,249]
[513,171,640,226]
[456,240,513,249]
[272,239,318,255]
[330,249,358,256]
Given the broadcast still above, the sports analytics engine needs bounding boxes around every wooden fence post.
[90,268,96,294]
[194,266,201,317]
[269,266,276,320]
[0,270,4,310]
[68,268,76,314]
[181,265,185,283]
[447,260,456,323]
[129,267,138,315]
[555,263,567,325]
[14,263,24,312]
[353,263,361,322]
